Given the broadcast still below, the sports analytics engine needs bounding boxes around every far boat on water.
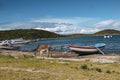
[104,35,112,38]
[69,43,106,55]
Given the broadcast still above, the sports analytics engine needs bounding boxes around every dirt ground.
[0,50,120,63]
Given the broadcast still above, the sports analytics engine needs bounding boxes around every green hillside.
[67,33,91,37]
[0,29,120,40]
[68,29,120,37]
[0,29,64,40]
[93,29,120,36]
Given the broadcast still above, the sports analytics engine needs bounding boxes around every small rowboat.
[0,45,19,50]
[69,43,106,54]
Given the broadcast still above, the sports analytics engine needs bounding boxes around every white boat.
[0,45,20,50]
[104,35,112,38]
[0,40,11,46]
[0,38,31,50]
[0,38,30,45]
[0,41,3,45]
[10,38,31,44]
[69,43,106,54]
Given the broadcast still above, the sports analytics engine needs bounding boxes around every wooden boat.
[0,45,20,50]
[69,43,106,54]
[0,38,30,46]
[10,38,31,44]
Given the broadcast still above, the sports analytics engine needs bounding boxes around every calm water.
[21,35,120,54]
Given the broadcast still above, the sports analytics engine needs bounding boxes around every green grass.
[0,54,120,80]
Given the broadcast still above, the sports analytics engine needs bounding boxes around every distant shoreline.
[0,29,120,40]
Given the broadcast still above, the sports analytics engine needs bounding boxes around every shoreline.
[0,50,120,63]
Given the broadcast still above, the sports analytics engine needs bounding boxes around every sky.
[0,0,120,34]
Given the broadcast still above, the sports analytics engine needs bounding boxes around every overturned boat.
[69,43,106,54]
[0,45,20,50]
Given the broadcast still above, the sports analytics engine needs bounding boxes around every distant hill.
[66,33,91,37]
[0,29,120,40]
[93,29,120,36]
[0,29,64,40]
[66,29,120,37]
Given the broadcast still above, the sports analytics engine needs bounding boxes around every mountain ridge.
[93,29,120,36]
[0,29,120,40]
[0,29,64,40]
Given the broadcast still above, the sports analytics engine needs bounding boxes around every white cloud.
[94,20,114,27]
[31,17,96,25]
[93,20,120,30]
[112,21,120,27]
[0,17,120,34]
[79,28,100,33]
[35,23,78,34]
[32,17,99,34]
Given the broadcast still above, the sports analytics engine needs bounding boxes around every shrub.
[95,68,102,72]
[106,70,111,74]
[81,64,89,70]
[112,70,115,73]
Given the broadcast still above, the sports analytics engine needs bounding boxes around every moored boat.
[0,45,20,50]
[0,38,31,47]
[104,35,112,38]
[10,38,31,44]
[69,43,106,54]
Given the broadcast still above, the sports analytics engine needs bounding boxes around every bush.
[81,64,89,70]
[106,70,111,74]
[95,68,102,72]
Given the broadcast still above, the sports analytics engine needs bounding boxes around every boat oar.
[96,47,104,55]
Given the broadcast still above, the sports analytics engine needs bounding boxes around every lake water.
[21,35,120,54]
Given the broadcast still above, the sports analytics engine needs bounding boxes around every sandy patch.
[0,50,120,63]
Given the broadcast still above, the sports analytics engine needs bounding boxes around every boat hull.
[0,45,19,50]
[70,47,98,53]
[70,45,105,54]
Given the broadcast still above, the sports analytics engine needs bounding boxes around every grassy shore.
[0,50,120,80]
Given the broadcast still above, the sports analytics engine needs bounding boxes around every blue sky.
[0,0,120,34]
